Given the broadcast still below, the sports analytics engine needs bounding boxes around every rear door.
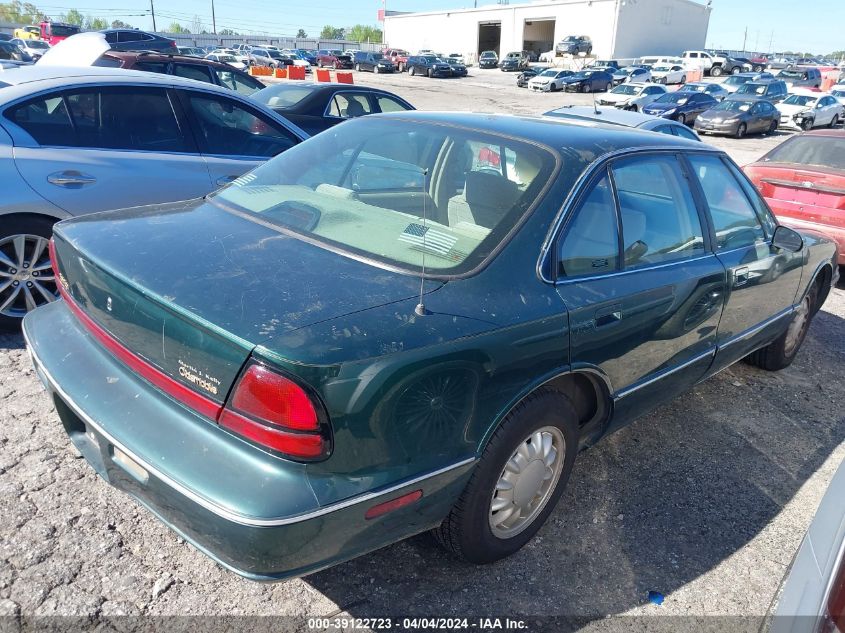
[554,153,726,429]
[6,85,213,216]
[177,89,302,188]
[686,153,803,370]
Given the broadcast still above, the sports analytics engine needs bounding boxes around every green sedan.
[23,112,838,580]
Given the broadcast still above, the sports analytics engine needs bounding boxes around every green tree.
[320,25,344,40]
[0,1,47,23]
[111,19,133,29]
[219,28,238,35]
[296,28,307,39]
[167,21,189,33]
[346,24,382,43]
[85,16,108,30]
[61,8,84,26]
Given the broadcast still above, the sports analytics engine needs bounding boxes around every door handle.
[216,175,240,186]
[734,267,749,287]
[595,306,623,328]
[47,171,96,187]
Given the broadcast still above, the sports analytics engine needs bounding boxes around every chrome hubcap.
[0,234,57,318]
[784,295,811,356]
[489,426,565,539]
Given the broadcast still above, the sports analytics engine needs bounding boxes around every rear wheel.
[433,389,579,563]
[710,65,723,77]
[679,74,686,84]
[746,283,818,371]
[829,114,839,129]
[0,215,58,331]
[398,62,405,72]
[677,113,686,126]
[735,123,747,138]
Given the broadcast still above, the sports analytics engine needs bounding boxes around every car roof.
[0,65,240,101]
[803,129,845,138]
[380,111,703,153]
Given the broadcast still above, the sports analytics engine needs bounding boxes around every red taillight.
[229,364,317,431]
[48,238,59,279]
[825,553,845,633]
[218,363,329,461]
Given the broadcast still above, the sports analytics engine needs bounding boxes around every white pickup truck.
[681,50,743,77]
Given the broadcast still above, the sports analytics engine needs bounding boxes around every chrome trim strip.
[24,325,476,528]
[555,254,715,285]
[615,348,716,400]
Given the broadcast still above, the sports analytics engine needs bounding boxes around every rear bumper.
[23,300,475,580]
[695,120,740,135]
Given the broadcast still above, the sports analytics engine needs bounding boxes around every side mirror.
[772,225,803,252]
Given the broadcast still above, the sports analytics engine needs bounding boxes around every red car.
[316,49,353,69]
[744,129,845,264]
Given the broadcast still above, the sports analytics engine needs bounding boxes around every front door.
[685,154,803,371]
[554,153,727,429]
[10,85,213,216]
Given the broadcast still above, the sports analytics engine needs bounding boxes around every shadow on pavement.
[305,308,845,621]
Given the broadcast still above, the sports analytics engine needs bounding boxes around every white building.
[384,0,712,62]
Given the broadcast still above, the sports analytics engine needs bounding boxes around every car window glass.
[135,61,168,74]
[214,68,262,95]
[651,124,674,136]
[612,155,704,268]
[327,93,373,118]
[62,87,187,152]
[187,94,297,157]
[689,154,766,250]
[104,32,117,44]
[376,95,409,113]
[173,64,213,84]
[118,31,144,42]
[6,94,75,145]
[673,125,699,141]
[558,174,619,277]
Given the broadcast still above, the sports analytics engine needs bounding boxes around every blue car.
[560,69,614,93]
[294,49,317,65]
[642,91,717,126]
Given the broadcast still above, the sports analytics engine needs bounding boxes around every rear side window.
[173,64,213,84]
[558,173,619,276]
[611,155,705,269]
[6,95,75,146]
[688,154,766,250]
[186,93,299,157]
[327,93,373,118]
[135,62,169,74]
[214,68,263,95]
[376,95,410,113]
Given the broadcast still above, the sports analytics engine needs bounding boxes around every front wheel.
[398,62,404,72]
[427,68,433,78]
[677,113,686,126]
[731,65,741,75]
[801,118,814,131]
[581,83,590,93]
[735,122,747,138]
[0,215,59,331]
[746,284,818,371]
[433,389,579,563]
[754,64,764,72]
[829,115,839,129]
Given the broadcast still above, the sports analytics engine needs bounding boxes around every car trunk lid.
[51,199,438,410]
[748,164,845,225]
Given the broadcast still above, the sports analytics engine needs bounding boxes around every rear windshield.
[763,135,845,170]
[712,100,753,112]
[782,94,816,106]
[736,83,768,95]
[209,118,566,276]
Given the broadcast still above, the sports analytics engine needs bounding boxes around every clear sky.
[35,0,844,54]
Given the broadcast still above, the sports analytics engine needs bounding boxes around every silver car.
[0,66,307,329]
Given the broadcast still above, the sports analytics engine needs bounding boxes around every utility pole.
[741,26,747,53]
[211,0,217,34]
[768,30,774,53]
[150,0,156,31]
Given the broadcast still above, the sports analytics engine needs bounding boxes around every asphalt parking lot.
[1,66,844,631]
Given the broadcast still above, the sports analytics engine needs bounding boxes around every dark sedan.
[642,91,717,125]
[406,55,452,78]
[26,111,836,581]
[478,51,498,68]
[695,98,780,138]
[439,57,467,77]
[561,69,613,93]
[251,83,414,135]
[100,29,178,54]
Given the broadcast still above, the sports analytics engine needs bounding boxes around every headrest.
[464,171,519,209]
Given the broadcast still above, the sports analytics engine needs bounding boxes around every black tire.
[745,282,819,371]
[710,65,723,77]
[355,63,360,71]
[754,64,764,72]
[581,83,590,93]
[677,113,686,126]
[801,118,814,131]
[829,115,839,129]
[768,120,778,135]
[0,214,58,332]
[735,123,747,138]
[433,389,579,564]
[731,65,741,75]
[427,68,433,78]
[374,65,379,74]
[409,66,415,76]
[332,61,338,69]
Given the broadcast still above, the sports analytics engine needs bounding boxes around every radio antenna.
[415,168,430,317]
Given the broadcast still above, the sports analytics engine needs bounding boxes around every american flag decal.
[399,223,457,256]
